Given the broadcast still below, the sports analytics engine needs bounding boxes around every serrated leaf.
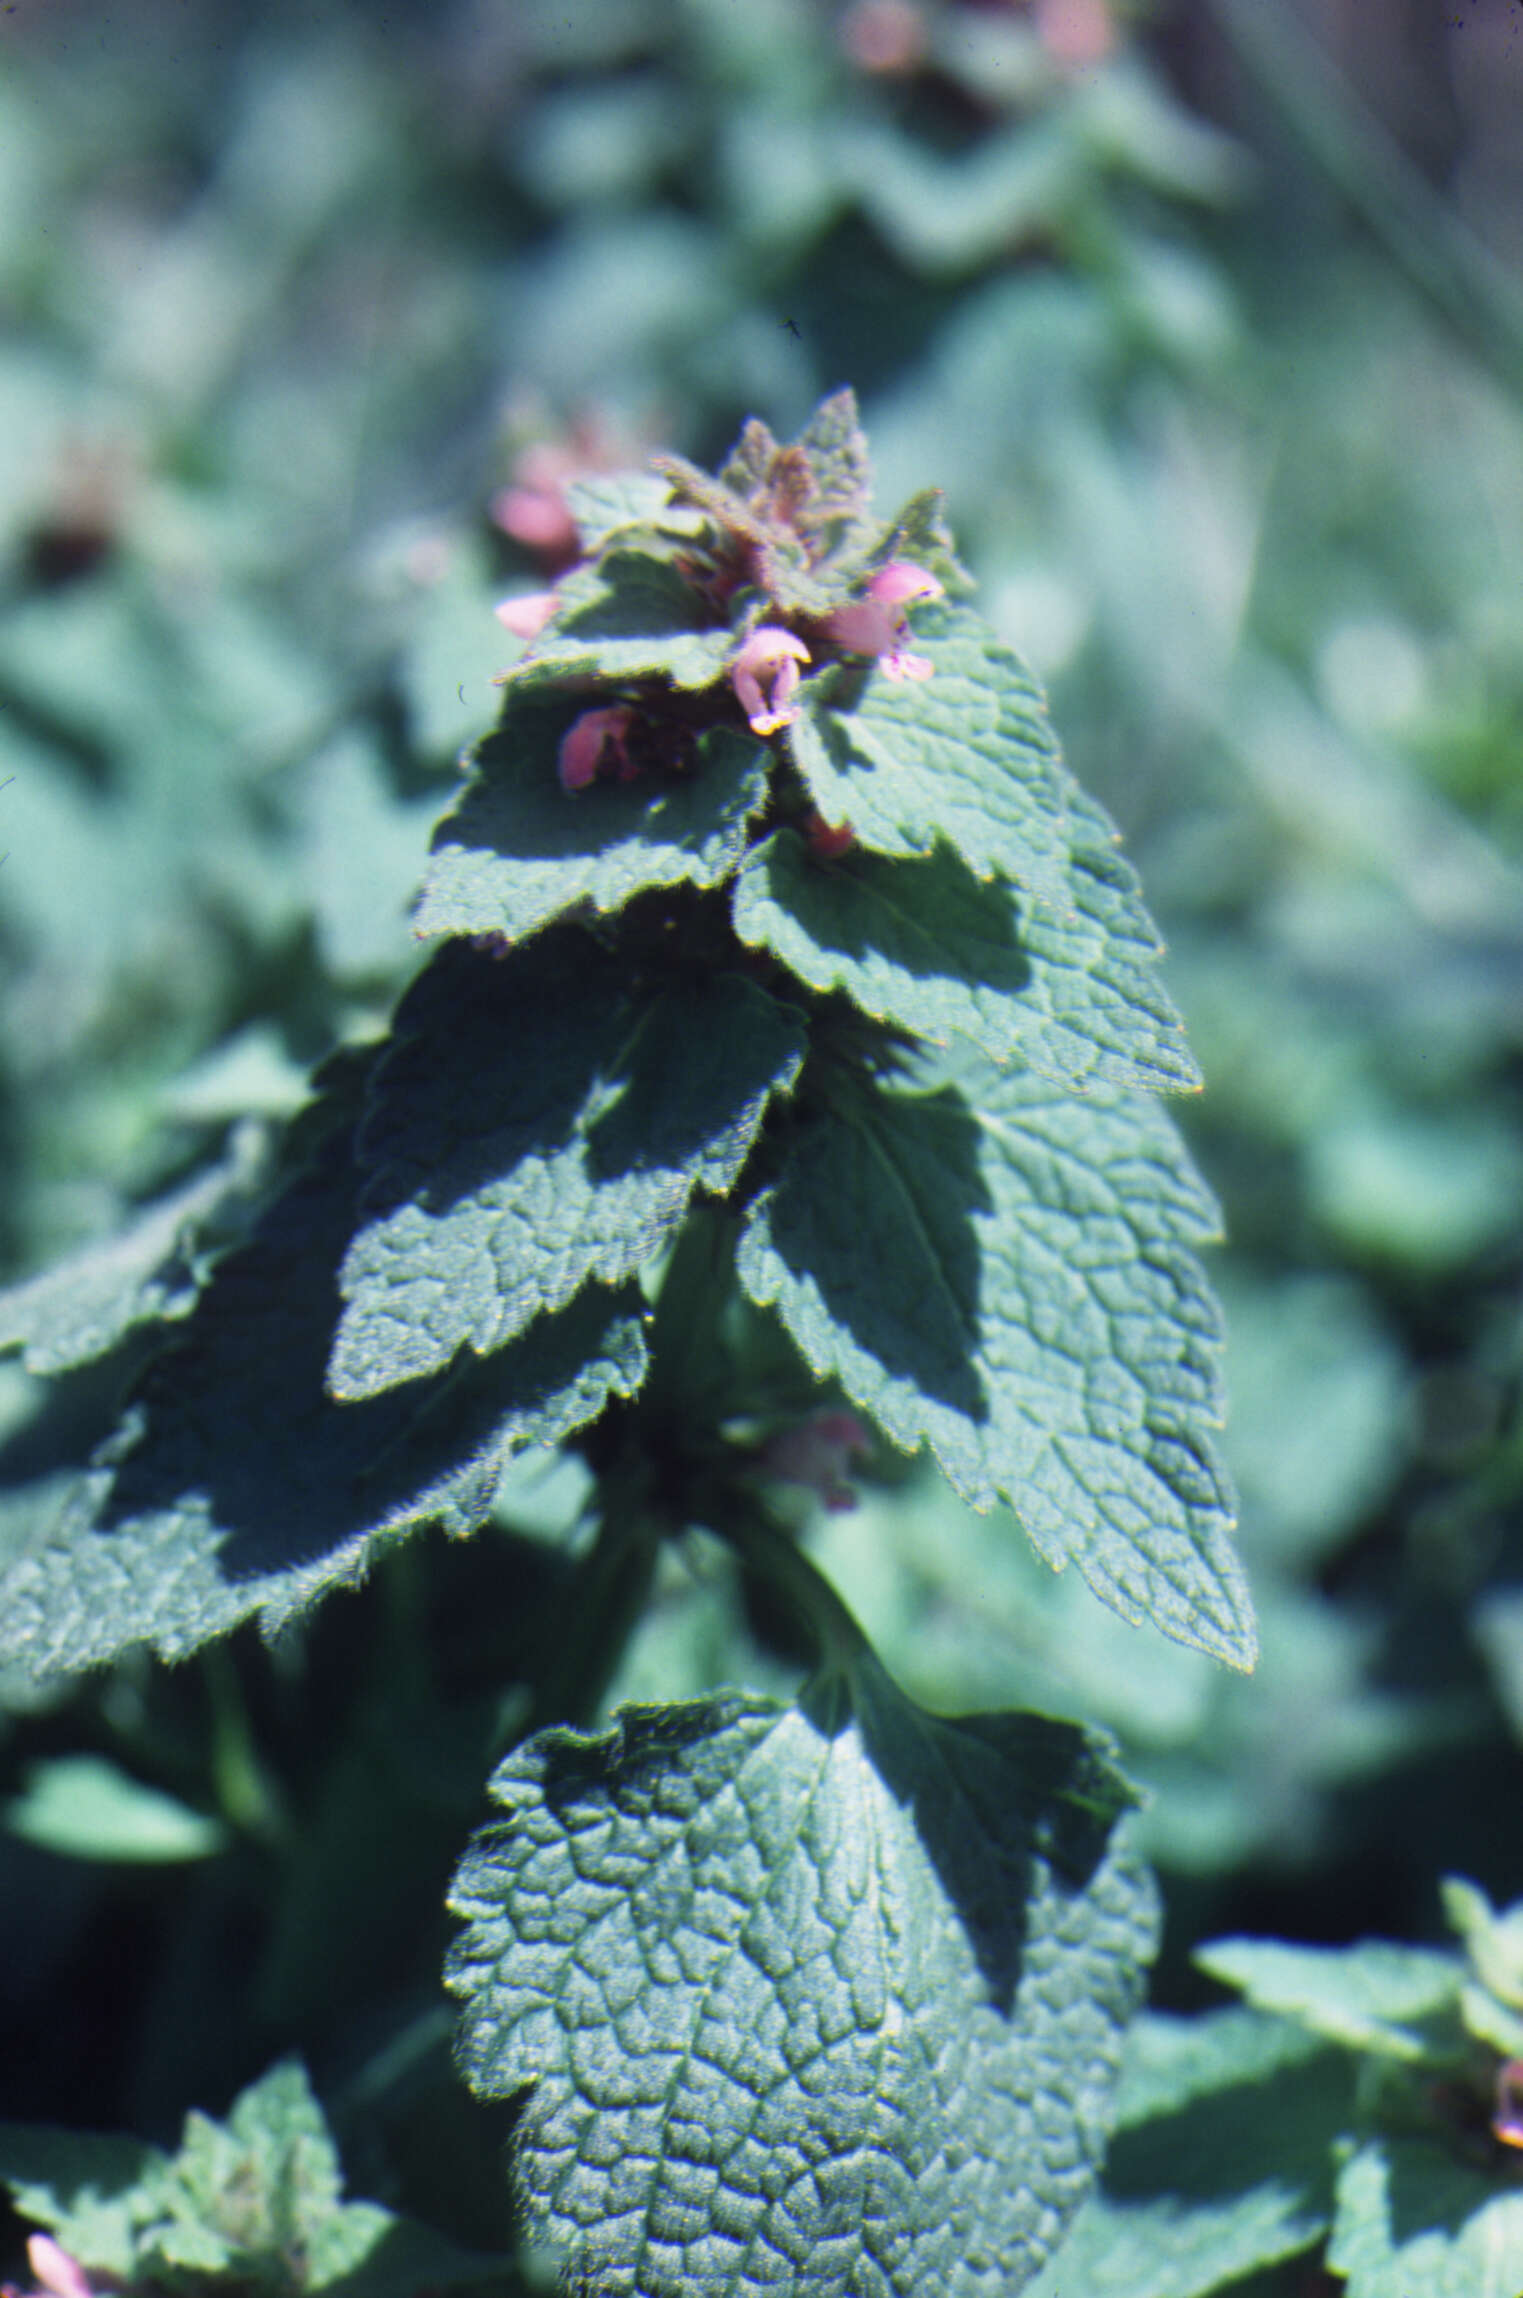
[0,2062,513,2298]
[447,1665,1155,2298]
[788,387,877,563]
[511,550,733,691]
[416,709,769,945]
[563,468,707,557]
[732,814,1199,1092]
[1329,2138,1523,2298]
[329,938,803,1399]
[1195,1936,1463,2060]
[1443,1875,1523,2010]
[878,488,975,597]
[0,1079,647,1677]
[0,1154,249,1377]
[788,603,1074,909]
[0,2127,163,2278]
[737,1044,1252,1667]
[1024,2009,1353,2298]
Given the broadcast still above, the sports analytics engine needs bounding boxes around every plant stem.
[703,1499,870,1681]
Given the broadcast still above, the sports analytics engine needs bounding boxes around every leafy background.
[1,0,1521,2288]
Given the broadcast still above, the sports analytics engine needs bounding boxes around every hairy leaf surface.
[563,470,707,558]
[511,552,733,691]
[0,1080,647,1677]
[0,1152,252,1377]
[788,605,1073,909]
[447,1665,1155,2298]
[330,938,803,1400]
[732,816,1199,1092]
[417,712,769,945]
[736,1045,1252,1667]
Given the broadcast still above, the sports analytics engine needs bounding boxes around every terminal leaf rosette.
[0,388,1250,1680]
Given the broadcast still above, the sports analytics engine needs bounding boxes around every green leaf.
[0,2062,513,2298]
[0,2126,161,2279]
[447,1666,1155,2298]
[398,533,520,762]
[329,938,803,1399]
[787,386,877,563]
[737,1044,1252,1668]
[563,468,707,556]
[1195,1936,1463,2061]
[788,603,1075,909]
[878,487,975,597]
[1329,2138,1523,2298]
[5,1754,227,1862]
[1025,2009,1353,2298]
[732,815,1199,1092]
[416,709,769,945]
[510,550,734,691]
[298,728,440,983]
[1443,1875,1523,2010]
[0,1151,252,1377]
[0,1072,648,1677]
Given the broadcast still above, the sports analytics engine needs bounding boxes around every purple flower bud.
[557,704,636,793]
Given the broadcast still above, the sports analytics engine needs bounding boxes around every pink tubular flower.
[494,588,560,641]
[489,442,582,566]
[729,626,811,736]
[1494,2059,1523,2150]
[840,0,926,74]
[824,559,943,681]
[19,2238,97,2298]
[762,1410,874,1513]
[1035,0,1116,70]
[557,704,637,793]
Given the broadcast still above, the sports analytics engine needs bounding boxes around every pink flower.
[557,704,637,793]
[1494,2059,1523,2150]
[762,1410,874,1512]
[16,2238,98,2298]
[1035,0,1116,70]
[489,441,583,566]
[824,559,943,681]
[494,588,560,641]
[840,0,925,74]
[729,626,811,736]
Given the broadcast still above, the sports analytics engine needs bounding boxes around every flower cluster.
[518,503,943,803]
[725,559,943,739]
[822,560,942,682]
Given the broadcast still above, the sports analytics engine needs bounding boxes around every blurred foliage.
[1,0,1521,2288]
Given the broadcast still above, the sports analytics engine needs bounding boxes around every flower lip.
[823,559,943,678]
[730,624,812,736]
[494,588,560,641]
[864,559,943,606]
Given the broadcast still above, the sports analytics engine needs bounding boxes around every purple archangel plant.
[0,392,1258,2298]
